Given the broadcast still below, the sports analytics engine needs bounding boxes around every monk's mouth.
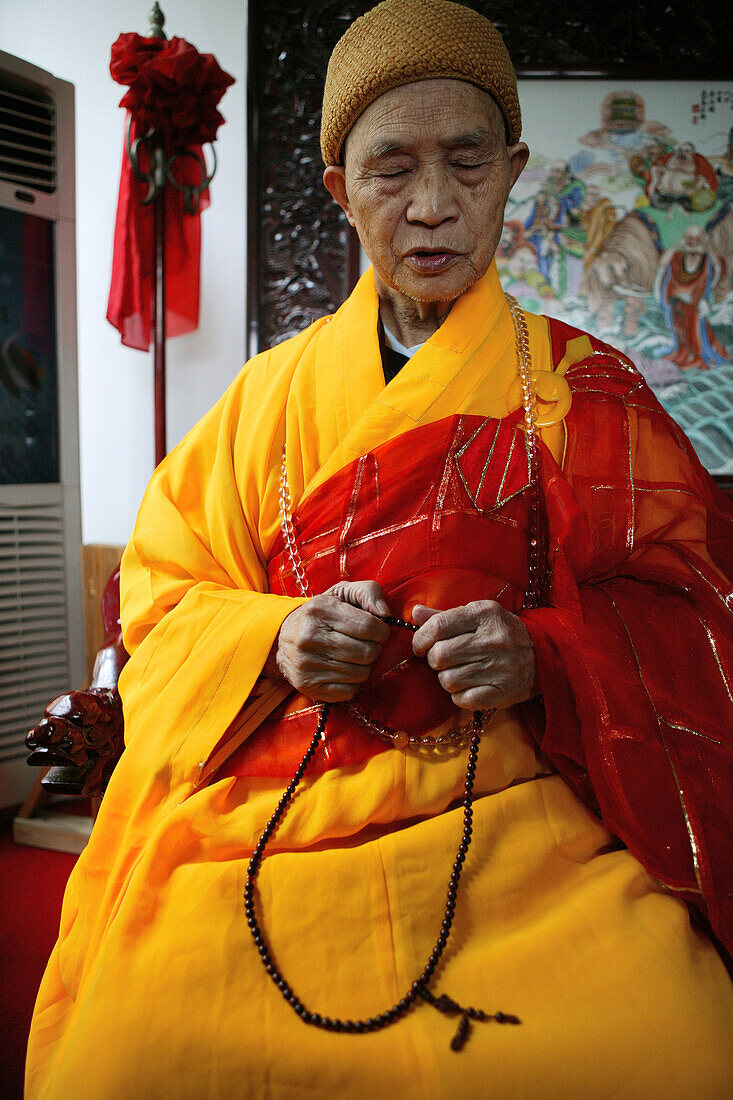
[405,250,460,272]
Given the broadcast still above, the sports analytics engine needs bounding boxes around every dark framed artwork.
[246,2,370,356]
[246,1,733,488]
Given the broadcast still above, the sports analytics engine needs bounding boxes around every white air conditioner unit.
[0,51,84,810]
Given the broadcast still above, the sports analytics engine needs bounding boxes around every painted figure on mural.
[714,126,733,207]
[524,161,586,293]
[496,219,554,298]
[642,141,719,214]
[656,226,730,369]
[578,184,616,289]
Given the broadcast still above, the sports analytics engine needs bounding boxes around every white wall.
[0,0,247,544]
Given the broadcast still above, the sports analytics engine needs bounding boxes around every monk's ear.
[508,142,530,190]
[323,166,356,226]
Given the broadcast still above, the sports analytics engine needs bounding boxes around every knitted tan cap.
[321,0,521,166]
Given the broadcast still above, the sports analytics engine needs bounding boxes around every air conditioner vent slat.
[0,77,56,192]
[0,641,67,654]
[0,161,56,190]
[0,87,54,116]
[0,115,53,135]
[0,132,56,161]
[0,498,70,771]
[0,108,53,131]
[0,630,67,645]
[0,143,56,167]
[1,683,71,727]
[0,672,70,698]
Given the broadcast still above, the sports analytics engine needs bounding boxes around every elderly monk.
[26,2,733,1097]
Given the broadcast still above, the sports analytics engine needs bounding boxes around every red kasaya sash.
[223,351,733,956]
[224,409,532,778]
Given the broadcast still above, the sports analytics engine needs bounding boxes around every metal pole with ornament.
[107,2,234,465]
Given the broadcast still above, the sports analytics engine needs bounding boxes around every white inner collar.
[382,325,425,359]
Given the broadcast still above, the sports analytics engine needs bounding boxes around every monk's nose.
[406,169,457,226]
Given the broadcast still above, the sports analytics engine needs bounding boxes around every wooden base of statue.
[12,774,95,854]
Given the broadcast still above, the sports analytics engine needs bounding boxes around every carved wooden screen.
[247,0,731,353]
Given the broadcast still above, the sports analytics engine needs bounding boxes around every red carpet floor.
[0,813,80,1099]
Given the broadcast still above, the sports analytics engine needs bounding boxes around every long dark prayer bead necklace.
[244,619,521,1052]
[245,296,544,1050]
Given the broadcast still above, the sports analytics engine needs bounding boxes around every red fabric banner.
[106,34,234,351]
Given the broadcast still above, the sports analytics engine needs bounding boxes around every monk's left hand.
[411,600,536,711]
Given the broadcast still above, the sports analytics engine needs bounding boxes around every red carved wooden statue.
[25,567,128,799]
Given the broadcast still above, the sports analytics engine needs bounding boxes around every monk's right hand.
[265,580,392,702]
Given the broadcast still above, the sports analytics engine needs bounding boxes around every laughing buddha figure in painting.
[26,1,733,1097]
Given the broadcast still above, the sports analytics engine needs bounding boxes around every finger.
[413,601,499,656]
[314,630,383,666]
[297,645,374,678]
[411,604,441,627]
[297,657,372,692]
[423,634,483,671]
[437,663,499,694]
[449,685,501,711]
[438,664,534,710]
[318,599,391,644]
[413,606,478,657]
[320,661,373,685]
[303,680,363,703]
[327,580,391,618]
[352,580,391,618]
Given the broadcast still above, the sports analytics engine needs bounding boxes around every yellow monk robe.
[26,264,733,1098]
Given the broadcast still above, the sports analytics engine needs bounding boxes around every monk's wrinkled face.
[323,79,528,309]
